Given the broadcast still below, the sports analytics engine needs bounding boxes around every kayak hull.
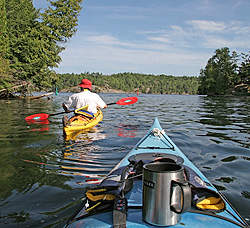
[68,210,244,228]
[63,109,103,140]
[66,118,247,227]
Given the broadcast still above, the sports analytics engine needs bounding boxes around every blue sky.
[34,0,250,76]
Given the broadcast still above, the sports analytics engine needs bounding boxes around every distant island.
[56,48,249,96]
[57,72,199,95]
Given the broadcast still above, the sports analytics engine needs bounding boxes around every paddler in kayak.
[62,78,107,124]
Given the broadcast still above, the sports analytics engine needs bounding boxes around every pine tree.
[238,52,250,84]
[0,0,8,56]
[198,47,239,95]
[2,0,82,90]
[0,0,12,88]
[6,0,41,81]
[42,0,82,43]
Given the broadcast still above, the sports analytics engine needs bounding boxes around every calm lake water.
[0,93,249,227]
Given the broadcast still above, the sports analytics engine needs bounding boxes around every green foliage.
[1,0,82,91]
[238,52,250,85]
[56,72,200,95]
[0,0,13,87]
[43,0,82,42]
[198,47,240,95]
[0,0,8,55]
[0,57,13,89]
[6,0,40,80]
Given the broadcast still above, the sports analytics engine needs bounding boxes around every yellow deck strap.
[86,202,101,212]
[74,105,95,119]
[196,197,225,210]
[75,105,88,113]
[86,189,116,202]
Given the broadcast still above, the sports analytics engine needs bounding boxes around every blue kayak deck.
[72,209,244,228]
[67,118,247,228]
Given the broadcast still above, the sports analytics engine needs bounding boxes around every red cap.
[79,79,92,90]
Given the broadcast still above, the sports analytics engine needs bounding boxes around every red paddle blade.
[116,97,138,105]
[25,113,49,122]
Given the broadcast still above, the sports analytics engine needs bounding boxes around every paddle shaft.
[49,102,116,117]
[49,110,74,117]
[107,102,116,105]
[26,97,137,121]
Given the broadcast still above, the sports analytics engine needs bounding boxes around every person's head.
[79,79,92,91]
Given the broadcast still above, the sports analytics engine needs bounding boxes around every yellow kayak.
[63,108,103,139]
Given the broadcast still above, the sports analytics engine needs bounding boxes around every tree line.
[57,47,249,95]
[57,72,199,95]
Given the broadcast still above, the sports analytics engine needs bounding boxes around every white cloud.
[57,19,250,75]
[228,21,250,35]
[57,31,210,76]
[85,35,123,45]
[80,33,173,51]
[145,26,192,48]
[148,35,170,43]
[187,20,226,32]
[203,36,231,48]
[170,25,186,34]
[141,19,250,50]
[204,36,250,49]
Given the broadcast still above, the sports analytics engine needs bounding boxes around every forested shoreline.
[0,0,249,97]
[57,47,249,96]
[57,72,199,95]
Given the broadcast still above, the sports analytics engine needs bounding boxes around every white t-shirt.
[64,91,106,114]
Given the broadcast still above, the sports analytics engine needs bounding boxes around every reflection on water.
[61,128,112,187]
[26,119,50,132]
[0,94,249,227]
[64,127,106,142]
[215,176,236,183]
[198,96,249,148]
[221,156,238,162]
[115,124,138,138]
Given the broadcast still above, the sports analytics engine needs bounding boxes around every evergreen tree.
[198,47,239,95]
[0,0,8,56]
[34,0,83,89]
[3,0,82,90]
[6,0,41,81]
[0,0,12,88]
[42,0,82,43]
[238,52,250,84]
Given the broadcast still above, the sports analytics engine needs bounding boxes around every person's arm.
[62,95,76,112]
[62,103,70,113]
[96,95,107,109]
[96,103,107,110]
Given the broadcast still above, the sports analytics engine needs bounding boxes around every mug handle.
[170,182,191,214]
